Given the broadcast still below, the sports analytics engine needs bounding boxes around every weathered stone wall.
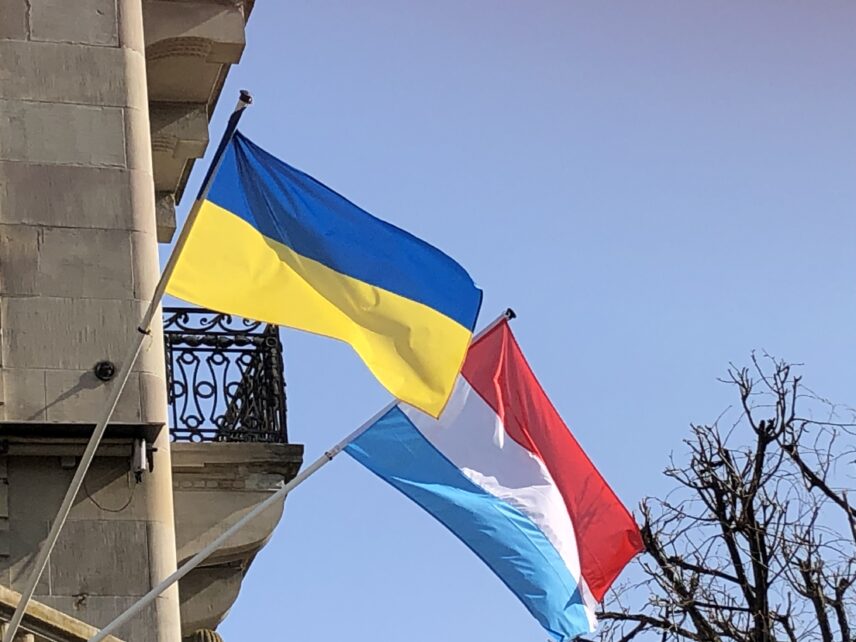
[0,1,181,640]
[0,1,165,424]
[1,438,181,642]
[0,582,125,642]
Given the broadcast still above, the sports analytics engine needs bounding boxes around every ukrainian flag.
[167,132,482,417]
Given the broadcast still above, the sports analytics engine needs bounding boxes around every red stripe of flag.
[462,320,643,601]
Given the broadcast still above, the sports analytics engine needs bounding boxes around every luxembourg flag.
[345,316,643,641]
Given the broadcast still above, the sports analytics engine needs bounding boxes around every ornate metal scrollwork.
[163,307,287,443]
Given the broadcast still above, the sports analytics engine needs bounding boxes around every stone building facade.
[0,1,302,640]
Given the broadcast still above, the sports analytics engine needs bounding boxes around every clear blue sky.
[165,3,856,640]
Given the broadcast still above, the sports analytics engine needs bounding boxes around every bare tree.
[592,356,855,642]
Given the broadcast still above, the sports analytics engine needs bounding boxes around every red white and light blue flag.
[345,318,643,641]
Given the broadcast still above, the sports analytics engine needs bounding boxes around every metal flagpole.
[2,90,254,642]
[87,415,384,642]
[86,308,516,642]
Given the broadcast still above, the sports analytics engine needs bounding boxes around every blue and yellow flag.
[167,132,482,416]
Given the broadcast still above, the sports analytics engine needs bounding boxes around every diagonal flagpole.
[2,90,254,642]
[86,308,516,642]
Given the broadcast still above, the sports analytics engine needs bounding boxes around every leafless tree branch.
[595,357,855,642]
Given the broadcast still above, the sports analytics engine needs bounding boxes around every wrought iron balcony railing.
[163,307,288,443]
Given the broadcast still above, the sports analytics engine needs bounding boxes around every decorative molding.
[183,630,223,642]
[155,192,176,244]
[172,442,302,634]
[150,103,208,156]
[144,0,253,208]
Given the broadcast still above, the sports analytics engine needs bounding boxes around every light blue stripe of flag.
[345,407,591,642]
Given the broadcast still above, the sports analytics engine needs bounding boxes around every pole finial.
[238,89,253,106]
[504,308,517,320]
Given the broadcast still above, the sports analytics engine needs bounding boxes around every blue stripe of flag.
[206,133,482,330]
[345,406,592,642]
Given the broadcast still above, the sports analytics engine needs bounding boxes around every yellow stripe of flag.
[167,133,482,416]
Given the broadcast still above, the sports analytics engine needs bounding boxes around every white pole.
[1,92,253,642]
[86,309,515,642]
[87,401,396,642]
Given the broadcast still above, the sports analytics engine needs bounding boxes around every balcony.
[162,307,302,638]
[163,307,288,444]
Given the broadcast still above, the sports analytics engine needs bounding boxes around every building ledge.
[171,441,303,635]
[0,585,124,642]
[143,0,255,242]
